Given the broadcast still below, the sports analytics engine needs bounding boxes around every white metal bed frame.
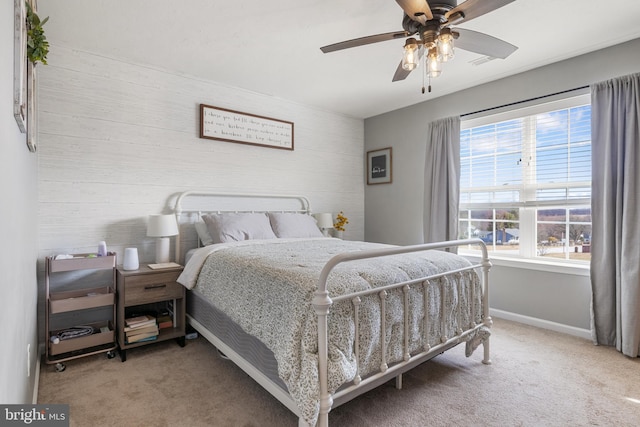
[174,191,492,427]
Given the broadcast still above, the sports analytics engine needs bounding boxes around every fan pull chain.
[422,52,426,94]
[421,53,432,94]
[422,76,432,94]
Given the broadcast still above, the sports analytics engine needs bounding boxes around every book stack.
[157,314,173,330]
[124,315,158,344]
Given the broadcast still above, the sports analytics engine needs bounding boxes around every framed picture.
[367,147,392,185]
[26,62,37,152]
[13,0,27,133]
[199,104,294,150]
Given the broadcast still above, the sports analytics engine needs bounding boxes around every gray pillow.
[268,212,324,238]
[202,213,277,243]
[194,220,214,246]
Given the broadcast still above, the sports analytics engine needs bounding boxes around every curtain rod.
[460,85,590,118]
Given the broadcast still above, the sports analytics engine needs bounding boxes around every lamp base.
[155,237,171,264]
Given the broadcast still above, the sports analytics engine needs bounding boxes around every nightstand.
[116,264,186,361]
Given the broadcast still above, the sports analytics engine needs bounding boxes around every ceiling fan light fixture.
[319,0,518,95]
[402,38,420,71]
[420,26,439,50]
[426,47,442,78]
[437,28,455,62]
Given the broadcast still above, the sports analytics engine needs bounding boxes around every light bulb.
[402,38,419,71]
[427,47,441,78]
[437,29,455,62]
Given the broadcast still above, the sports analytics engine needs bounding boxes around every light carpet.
[37,318,640,426]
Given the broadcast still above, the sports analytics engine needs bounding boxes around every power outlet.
[27,343,31,377]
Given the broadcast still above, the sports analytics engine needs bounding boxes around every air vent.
[469,56,497,66]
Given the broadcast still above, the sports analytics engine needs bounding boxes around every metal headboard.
[173,191,312,263]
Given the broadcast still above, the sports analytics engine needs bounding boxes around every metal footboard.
[311,238,491,427]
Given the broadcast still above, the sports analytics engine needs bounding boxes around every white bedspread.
[178,238,484,426]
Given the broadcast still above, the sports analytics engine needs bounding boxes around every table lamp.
[314,213,334,237]
[147,214,179,263]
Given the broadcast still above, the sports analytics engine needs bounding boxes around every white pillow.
[268,212,324,238]
[203,213,277,243]
[194,220,214,246]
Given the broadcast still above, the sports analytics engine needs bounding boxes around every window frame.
[459,94,591,265]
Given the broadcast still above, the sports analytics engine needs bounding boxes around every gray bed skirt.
[186,288,289,391]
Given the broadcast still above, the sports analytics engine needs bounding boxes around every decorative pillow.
[202,213,277,243]
[268,212,324,238]
[194,220,214,246]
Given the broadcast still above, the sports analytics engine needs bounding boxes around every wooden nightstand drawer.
[124,272,183,305]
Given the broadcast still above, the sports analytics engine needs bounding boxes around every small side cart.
[45,253,118,371]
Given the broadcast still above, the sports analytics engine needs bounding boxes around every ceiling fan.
[320,0,518,93]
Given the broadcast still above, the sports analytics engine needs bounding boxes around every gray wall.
[489,264,590,334]
[1,0,40,403]
[364,38,640,335]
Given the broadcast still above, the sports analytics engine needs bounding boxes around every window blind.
[461,101,591,210]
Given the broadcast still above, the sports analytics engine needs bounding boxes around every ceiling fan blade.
[454,28,517,59]
[392,61,413,82]
[393,61,409,82]
[320,31,408,53]
[392,48,424,82]
[395,0,433,24]
[445,0,515,24]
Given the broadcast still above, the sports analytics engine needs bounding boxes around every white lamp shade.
[314,213,334,229]
[147,214,179,237]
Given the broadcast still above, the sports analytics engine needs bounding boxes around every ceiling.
[39,0,640,119]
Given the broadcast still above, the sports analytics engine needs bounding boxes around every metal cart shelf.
[45,253,118,371]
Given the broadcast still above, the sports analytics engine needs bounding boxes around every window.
[458,95,591,262]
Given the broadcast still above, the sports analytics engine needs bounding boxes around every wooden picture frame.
[13,0,27,133]
[26,61,37,152]
[367,147,392,185]
[199,104,294,150]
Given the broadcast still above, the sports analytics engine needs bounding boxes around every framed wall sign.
[367,147,392,185]
[199,104,294,150]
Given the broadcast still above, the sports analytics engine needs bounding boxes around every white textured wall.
[0,0,39,403]
[36,45,364,343]
[37,45,364,266]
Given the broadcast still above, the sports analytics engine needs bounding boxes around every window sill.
[461,251,590,277]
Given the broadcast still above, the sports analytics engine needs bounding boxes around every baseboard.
[490,308,592,340]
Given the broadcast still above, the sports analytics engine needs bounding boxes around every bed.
[173,191,492,427]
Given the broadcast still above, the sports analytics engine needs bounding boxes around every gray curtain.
[590,72,640,358]
[423,116,460,244]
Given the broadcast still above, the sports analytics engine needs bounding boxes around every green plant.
[26,1,49,65]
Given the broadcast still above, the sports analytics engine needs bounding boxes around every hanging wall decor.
[13,0,27,133]
[200,104,294,150]
[14,0,48,152]
[367,147,392,185]
[26,61,37,152]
